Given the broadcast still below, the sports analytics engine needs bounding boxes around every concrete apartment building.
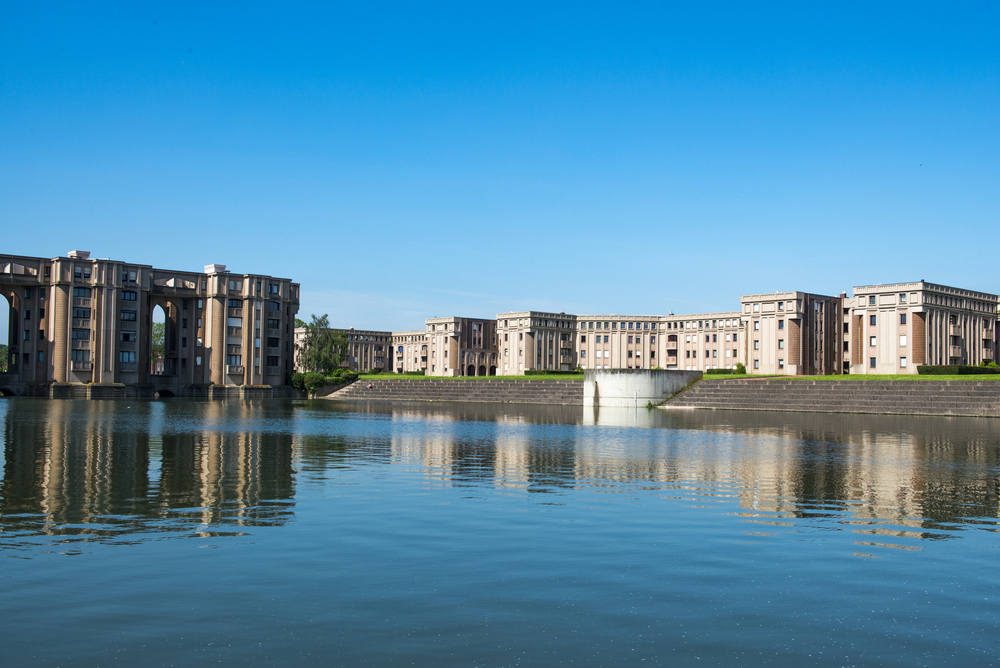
[842,282,998,374]
[293,279,998,380]
[1,251,299,397]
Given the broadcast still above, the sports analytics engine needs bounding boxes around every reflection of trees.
[0,400,294,546]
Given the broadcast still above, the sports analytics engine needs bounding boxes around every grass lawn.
[702,373,1000,381]
[357,373,585,381]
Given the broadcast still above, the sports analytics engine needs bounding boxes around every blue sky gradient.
[2,2,998,340]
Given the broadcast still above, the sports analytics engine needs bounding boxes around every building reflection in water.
[0,400,295,546]
[339,401,1000,542]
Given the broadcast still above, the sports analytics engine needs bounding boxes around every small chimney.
[67,250,91,259]
[840,292,847,299]
[204,264,227,274]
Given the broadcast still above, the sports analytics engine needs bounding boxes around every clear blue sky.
[2,2,998,342]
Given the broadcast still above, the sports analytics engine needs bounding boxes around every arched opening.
[466,364,475,377]
[0,387,16,397]
[150,304,170,376]
[155,389,175,398]
[0,288,18,376]
[488,365,496,376]
[478,365,486,377]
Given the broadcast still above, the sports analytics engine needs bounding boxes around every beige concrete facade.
[424,316,499,376]
[741,292,842,376]
[1,251,299,395]
[843,282,999,374]
[392,330,428,373]
[293,327,393,374]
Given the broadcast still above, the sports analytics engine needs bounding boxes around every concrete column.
[52,284,69,382]
[210,295,225,385]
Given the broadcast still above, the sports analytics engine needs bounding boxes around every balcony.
[72,318,91,328]
[70,361,92,371]
[984,330,995,342]
[72,297,91,307]
[984,348,995,361]
[949,345,962,358]
[119,341,136,351]
[227,365,245,375]
[267,346,281,356]
[949,325,963,337]
[227,326,242,337]
[228,308,243,318]
[119,362,136,373]
[265,366,280,376]
[71,340,90,350]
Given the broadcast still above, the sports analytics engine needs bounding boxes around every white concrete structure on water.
[583,369,703,408]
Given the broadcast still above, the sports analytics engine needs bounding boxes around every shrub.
[735,362,746,374]
[290,372,306,391]
[705,368,736,375]
[916,365,1000,375]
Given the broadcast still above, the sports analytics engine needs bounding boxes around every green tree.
[298,314,348,374]
[294,318,306,328]
[0,343,8,372]
[152,322,165,361]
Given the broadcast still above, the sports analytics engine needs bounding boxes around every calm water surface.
[1,398,999,667]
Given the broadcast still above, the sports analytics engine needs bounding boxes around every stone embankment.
[664,378,1000,417]
[327,378,584,405]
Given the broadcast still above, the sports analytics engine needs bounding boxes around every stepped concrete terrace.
[663,377,1000,418]
[327,377,584,406]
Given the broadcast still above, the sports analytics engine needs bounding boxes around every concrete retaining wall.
[328,378,583,405]
[665,378,1000,417]
[584,369,703,408]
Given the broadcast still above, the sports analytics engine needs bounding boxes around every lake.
[1,398,998,667]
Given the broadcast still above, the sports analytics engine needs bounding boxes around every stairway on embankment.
[327,378,584,405]
[664,378,1000,417]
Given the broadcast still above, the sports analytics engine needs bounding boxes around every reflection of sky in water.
[2,398,1000,667]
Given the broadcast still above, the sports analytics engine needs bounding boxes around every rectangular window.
[733,333,737,342]
[778,339,784,349]
[120,332,136,342]
[227,355,242,366]
[870,336,877,346]
[23,329,29,341]
[182,318,188,329]
[753,340,759,350]
[900,294,907,303]
[196,356,202,366]
[580,351,586,358]
[38,351,45,362]
[712,334,717,342]
[900,313,907,325]
[900,335,907,346]
[777,301,784,311]
[778,359,784,369]
[70,350,90,362]
[844,342,849,352]
[72,287,90,298]
[72,328,89,340]
[900,357,908,367]
[122,290,137,301]
[268,319,280,329]
[119,351,136,363]
[844,323,849,333]
[778,320,784,330]
[753,321,760,331]
[870,357,877,368]
[73,307,91,319]
[121,310,137,321]
[628,336,633,343]
[268,301,280,311]
[267,355,279,365]
[182,337,187,348]
[870,315,876,325]
[869,296,876,305]
[753,359,760,369]
[24,310,30,320]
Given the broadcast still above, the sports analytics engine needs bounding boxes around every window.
[870,315,876,326]
[753,340,759,350]
[121,310,137,321]
[628,336,633,344]
[753,321,760,331]
[603,335,609,343]
[267,356,279,366]
[778,359,784,369]
[72,328,89,340]
[38,351,45,362]
[844,342,849,352]
[900,313,907,325]
[712,350,718,358]
[119,351,136,363]
[899,335,907,347]
[705,335,710,343]
[844,323,849,333]
[73,307,91,319]
[270,284,280,294]
[753,303,760,312]
[580,351,586,358]
[268,301,280,311]
[23,329,29,341]
[182,318,188,329]
[627,351,633,358]
[196,356,202,366]
[70,350,90,362]
[24,310,30,320]
[228,299,242,308]
[733,333,738,342]
[777,302,784,311]
[778,339,784,349]
[900,293,907,303]
[869,296,876,305]
[870,336,877,346]
[182,337,187,348]
[122,290,137,301]
[120,332,136,342]
[268,319,280,329]
[900,357,908,368]
[712,334,717,342]
[227,355,242,366]
[73,287,90,298]
[268,337,280,347]
[870,357,877,368]
[754,360,760,369]
[778,320,784,330]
